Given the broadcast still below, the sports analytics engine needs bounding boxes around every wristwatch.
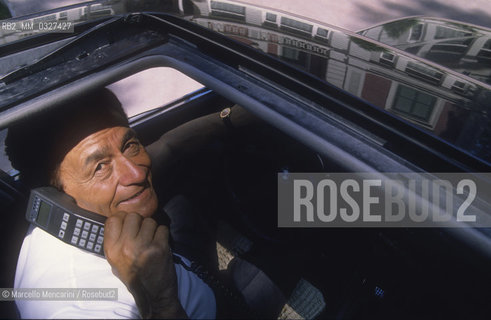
[220,107,233,129]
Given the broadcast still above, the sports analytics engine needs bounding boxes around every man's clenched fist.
[104,212,187,319]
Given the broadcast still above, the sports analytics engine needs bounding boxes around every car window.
[106,67,204,118]
[0,67,204,178]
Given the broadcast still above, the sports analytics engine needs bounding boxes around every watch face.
[220,107,231,119]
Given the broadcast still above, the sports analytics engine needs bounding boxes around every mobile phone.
[26,186,106,257]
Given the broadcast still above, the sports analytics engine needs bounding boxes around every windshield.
[358,17,491,85]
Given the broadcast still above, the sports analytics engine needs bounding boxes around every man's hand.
[104,212,187,319]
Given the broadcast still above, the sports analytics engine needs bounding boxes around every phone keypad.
[71,236,78,245]
[58,214,70,239]
[71,219,104,254]
[32,190,105,257]
[83,222,91,231]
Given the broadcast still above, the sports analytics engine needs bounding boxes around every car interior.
[1,63,491,319]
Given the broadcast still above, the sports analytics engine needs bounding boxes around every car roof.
[0,1,490,169]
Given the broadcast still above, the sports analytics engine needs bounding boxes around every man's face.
[58,126,158,218]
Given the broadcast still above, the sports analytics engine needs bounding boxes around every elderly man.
[6,88,217,319]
